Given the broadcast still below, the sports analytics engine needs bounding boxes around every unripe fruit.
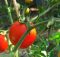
[25,0,33,4]
[25,8,30,14]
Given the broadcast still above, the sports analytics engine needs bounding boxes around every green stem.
[14,50,19,57]
[4,0,13,24]
[46,52,48,57]
[30,2,60,22]
[12,27,32,52]
[38,2,60,17]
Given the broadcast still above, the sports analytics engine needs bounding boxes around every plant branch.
[12,0,20,19]
[30,2,60,22]
[4,0,13,24]
[38,2,60,17]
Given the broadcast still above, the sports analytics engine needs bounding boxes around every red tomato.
[0,34,8,53]
[9,21,37,49]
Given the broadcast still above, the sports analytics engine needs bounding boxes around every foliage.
[0,0,60,57]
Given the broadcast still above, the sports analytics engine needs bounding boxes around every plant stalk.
[4,0,13,24]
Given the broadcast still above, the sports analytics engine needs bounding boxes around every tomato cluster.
[9,21,37,49]
[0,21,37,53]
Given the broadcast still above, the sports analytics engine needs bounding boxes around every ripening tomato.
[9,21,37,49]
[25,0,33,4]
[0,34,8,53]
[25,8,30,14]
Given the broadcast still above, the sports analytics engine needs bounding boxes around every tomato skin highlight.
[20,28,36,48]
[9,21,37,49]
[0,34,8,53]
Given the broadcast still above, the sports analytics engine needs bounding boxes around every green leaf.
[49,32,60,41]
[0,52,14,57]
[47,18,55,28]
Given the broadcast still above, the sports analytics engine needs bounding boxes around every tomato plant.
[0,34,8,53]
[9,21,37,49]
[0,0,60,57]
